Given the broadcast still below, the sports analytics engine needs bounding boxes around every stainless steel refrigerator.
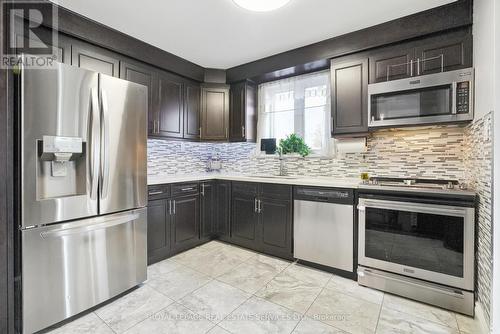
[19,61,148,334]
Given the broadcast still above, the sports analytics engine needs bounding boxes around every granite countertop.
[148,173,362,189]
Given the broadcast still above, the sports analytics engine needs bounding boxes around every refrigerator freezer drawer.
[22,208,147,334]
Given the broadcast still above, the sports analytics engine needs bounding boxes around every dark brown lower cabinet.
[200,181,215,241]
[216,181,231,241]
[147,199,171,264]
[260,198,292,259]
[230,182,293,259]
[171,194,200,253]
[231,194,260,251]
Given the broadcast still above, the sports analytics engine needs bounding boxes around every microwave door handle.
[100,89,110,199]
[452,82,458,115]
[89,88,100,200]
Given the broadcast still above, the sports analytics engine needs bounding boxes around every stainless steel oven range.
[357,179,476,315]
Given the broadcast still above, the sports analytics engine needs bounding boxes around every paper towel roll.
[335,138,367,154]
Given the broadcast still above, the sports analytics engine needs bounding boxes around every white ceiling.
[50,0,456,69]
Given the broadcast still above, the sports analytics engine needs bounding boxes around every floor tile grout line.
[291,274,348,334]
[373,292,385,334]
[93,311,118,334]
[382,294,462,331]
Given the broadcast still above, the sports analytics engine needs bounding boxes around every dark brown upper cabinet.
[150,71,201,140]
[71,42,120,77]
[230,80,257,142]
[369,47,414,83]
[201,84,230,141]
[11,22,71,64]
[120,60,158,136]
[330,56,369,136]
[156,71,185,139]
[184,83,201,140]
[369,28,472,83]
[414,30,472,76]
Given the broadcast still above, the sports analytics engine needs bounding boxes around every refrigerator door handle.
[100,89,110,199]
[40,213,140,238]
[89,88,100,200]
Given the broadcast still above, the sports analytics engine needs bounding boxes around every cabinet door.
[245,82,257,142]
[216,181,231,241]
[201,86,230,140]
[147,199,171,264]
[120,60,158,136]
[230,81,257,142]
[231,194,259,251]
[157,72,184,138]
[184,83,201,140]
[414,30,472,76]
[230,82,245,141]
[171,195,200,252]
[260,198,292,259]
[369,47,414,83]
[71,43,120,77]
[200,182,215,241]
[331,57,369,136]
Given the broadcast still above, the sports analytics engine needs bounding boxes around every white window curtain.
[257,70,331,156]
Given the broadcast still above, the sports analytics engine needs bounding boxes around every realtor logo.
[1,1,58,69]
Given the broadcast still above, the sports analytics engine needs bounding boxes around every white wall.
[473,0,495,120]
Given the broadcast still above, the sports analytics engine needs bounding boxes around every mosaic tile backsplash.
[148,124,468,181]
[148,114,494,325]
[464,112,494,325]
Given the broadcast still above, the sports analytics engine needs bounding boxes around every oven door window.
[365,207,464,278]
[371,85,452,121]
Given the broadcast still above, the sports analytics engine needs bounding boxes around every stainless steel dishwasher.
[294,187,354,272]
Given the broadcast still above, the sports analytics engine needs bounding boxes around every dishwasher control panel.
[294,187,354,204]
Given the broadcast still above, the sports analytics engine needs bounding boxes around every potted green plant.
[278,134,311,157]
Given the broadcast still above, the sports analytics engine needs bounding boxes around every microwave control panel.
[456,81,470,114]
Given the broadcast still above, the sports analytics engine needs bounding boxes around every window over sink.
[257,70,332,156]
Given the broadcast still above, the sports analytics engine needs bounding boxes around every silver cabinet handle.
[181,187,195,191]
[148,191,163,196]
[242,125,245,138]
[201,184,205,196]
[89,87,100,200]
[100,89,110,199]
[41,213,139,238]
[410,59,414,77]
[168,200,172,215]
[416,58,420,76]
[254,198,258,213]
[173,200,176,215]
[258,200,262,213]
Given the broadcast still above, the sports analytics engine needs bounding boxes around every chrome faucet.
[277,149,287,176]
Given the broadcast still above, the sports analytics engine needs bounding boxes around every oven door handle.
[359,199,471,217]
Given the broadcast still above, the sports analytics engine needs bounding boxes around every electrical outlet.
[483,114,492,141]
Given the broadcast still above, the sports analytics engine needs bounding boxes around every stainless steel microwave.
[368,68,474,128]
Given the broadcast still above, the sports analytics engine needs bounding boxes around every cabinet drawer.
[172,183,199,196]
[260,183,292,200]
[232,182,258,196]
[148,185,171,200]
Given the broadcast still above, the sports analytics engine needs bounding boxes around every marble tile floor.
[47,241,485,334]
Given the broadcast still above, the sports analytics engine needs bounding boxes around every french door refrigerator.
[18,61,148,334]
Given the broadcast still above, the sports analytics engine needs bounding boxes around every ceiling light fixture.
[233,0,291,12]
